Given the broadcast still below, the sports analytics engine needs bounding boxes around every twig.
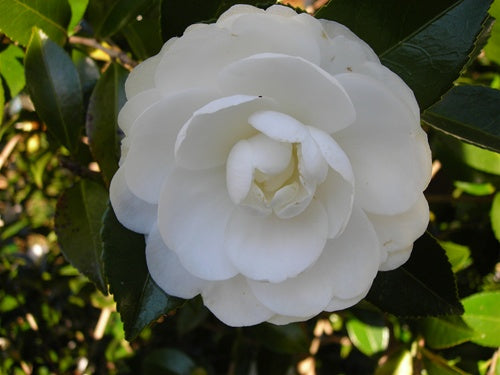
[487,348,499,375]
[69,36,138,69]
[0,133,22,169]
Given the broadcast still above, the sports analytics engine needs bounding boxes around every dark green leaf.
[25,28,84,153]
[85,63,127,185]
[0,45,25,98]
[315,0,457,55]
[491,193,500,243]
[0,0,70,46]
[102,205,184,340]
[122,0,163,60]
[96,0,151,37]
[72,49,100,104]
[462,291,500,347]
[176,297,209,336]
[380,0,492,109]
[55,179,108,293]
[67,0,89,34]
[420,315,477,349]
[366,233,463,317]
[246,323,309,355]
[161,0,275,41]
[421,348,469,375]
[422,85,500,153]
[143,348,196,375]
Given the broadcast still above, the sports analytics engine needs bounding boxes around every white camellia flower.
[110,4,432,326]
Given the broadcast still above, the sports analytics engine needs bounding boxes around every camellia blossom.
[110,4,432,326]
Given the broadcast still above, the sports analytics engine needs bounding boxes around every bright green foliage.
[485,0,500,64]
[0,45,25,98]
[421,316,477,349]
[462,291,500,347]
[491,193,500,242]
[67,0,89,34]
[345,316,389,356]
[0,0,70,45]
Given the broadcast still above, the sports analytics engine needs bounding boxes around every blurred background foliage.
[0,0,499,374]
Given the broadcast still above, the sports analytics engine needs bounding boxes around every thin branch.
[68,36,138,69]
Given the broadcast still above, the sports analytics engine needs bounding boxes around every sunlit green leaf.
[453,181,495,197]
[484,0,500,64]
[367,233,463,317]
[0,45,25,98]
[102,206,184,340]
[67,0,89,34]
[462,291,500,347]
[491,193,500,242]
[55,179,108,293]
[0,0,70,46]
[374,348,412,375]
[25,29,84,153]
[439,241,472,273]
[0,76,4,123]
[422,85,500,153]
[459,142,500,176]
[420,315,477,349]
[85,63,127,185]
[346,316,389,356]
[421,348,469,375]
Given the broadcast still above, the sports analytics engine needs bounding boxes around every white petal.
[216,4,265,28]
[308,126,354,183]
[146,224,205,298]
[109,168,157,234]
[367,193,429,255]
[249,111,308,142]
[334,73,431,215]
[298,134,329,186]
[248,134,292,175]
[315,170,354,239]
[225,199,328,283]
[122,89,218,203]
[201,276,274,326]
[174,95,277,170]
[266,4,298,17]
[219,53,355,132]
[158,167,238,280]
[226,140,254,204]
[379,245,413,271]
[267,314,315,325]
[324,206,381,299]
[271,182,314,219]
[125,54,162,99]
[325,285,371,312]
[118,88,163,136]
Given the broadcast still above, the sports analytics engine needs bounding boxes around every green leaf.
[67,0,89,34]
[380,0,492,110]
[484,0,500,64]
[421,348,469,375]
[374,348,413,375]
[96,0,151,37]
[462,291,500,347]
[55,179,108,294]
[0,79,4,123]
[246,323,309,355]
[122,0,163,60]
[366,233,463,317]
[102,205,184,340]
[422,85,500,153]
[420,315,477,349]
[453,181,495,197]
[439,241,472,273]
[345,316,389,356]
[0,45,25,98]
[25,28,84,153]
[315,0,457,55]
[72,49,100,104]
[491,193,500,242]
[459,142,500,176]
[0,0,70,46]
[85,63,127,185]
[143,348,196,375]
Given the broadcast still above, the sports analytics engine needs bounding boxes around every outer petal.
[155,14,320,95]
[379,245,413,272]
[109,168,157,234]
[268,314,316,325]
[174,95,277,170]
[117,88,163,136]
[325,285,371,312]
[122,89,218,203]
[334,73,431,215]
[367,193,429,255]
[158,167,238,281]
[216,4,266,28]
[125,54,162,99]
[324,206,381,299]
[146,224,205,299]
[218,53,355,133]
[201,276,274,326]
[225,199,328,283]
